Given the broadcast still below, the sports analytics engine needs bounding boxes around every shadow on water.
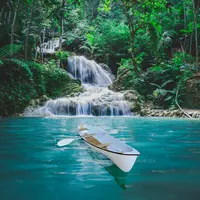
[86,148,128,190]
[105,165,128,190]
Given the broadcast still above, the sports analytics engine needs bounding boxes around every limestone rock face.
[130,102,141,112]
[29,95,51,107]
[121,90,143,113]
[139,108,200,118]
[185,78,200,108]
[123,90,141,101]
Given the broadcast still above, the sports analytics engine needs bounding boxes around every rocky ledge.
[139,108,200,118]
[122,90,200,118]
[29,95,51,107]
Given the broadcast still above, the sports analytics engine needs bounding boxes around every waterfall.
[67,56,113,86]
[24,56,131,117]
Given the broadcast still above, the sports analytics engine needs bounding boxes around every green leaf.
[0,44,22,59]
[10,58,32,76]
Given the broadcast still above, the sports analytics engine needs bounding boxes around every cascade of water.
[67,56,113,86]
[24,56,131,117]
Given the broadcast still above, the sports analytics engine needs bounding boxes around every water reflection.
[105,165,127,190]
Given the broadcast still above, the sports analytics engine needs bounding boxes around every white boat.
[78,124,140,172]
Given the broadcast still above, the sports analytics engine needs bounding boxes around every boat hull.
[85,140,138,172]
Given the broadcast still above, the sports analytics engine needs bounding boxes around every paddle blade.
[57,138,75,147]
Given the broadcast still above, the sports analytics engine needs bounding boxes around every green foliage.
[148,56,193,108]
[10,58,33,76]
[0,44,22,59]
[0,63,36,116]
[116,52,194,108]
[56,51,70,61]
[98,0,111,12]
[157,30,177,50]
[0,60,81,116]
[79,18,130,67]
[0,45,33,76]
[43,60,70,97]
[117,58,143,90]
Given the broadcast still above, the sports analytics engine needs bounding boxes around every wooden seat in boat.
[83,134,111,149]
[97,143,111,149]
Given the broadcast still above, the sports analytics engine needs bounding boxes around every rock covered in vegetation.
[129,102,141,113]
[123,90,141,101]
[185,78,200,108]
[122,90,143,113]
[108,72,128,92]
[29,95,51,107]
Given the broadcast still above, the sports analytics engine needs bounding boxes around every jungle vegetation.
[0,0,200,116]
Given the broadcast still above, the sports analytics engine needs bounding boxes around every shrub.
[115,53,194,108]
[0,60,81,116]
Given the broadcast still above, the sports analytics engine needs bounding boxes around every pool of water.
[0,117,200,200]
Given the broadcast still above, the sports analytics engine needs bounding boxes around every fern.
[0,45,34,76]
[161,80,174,88]
[10,58,32,76]
[149,82,161,88]
[23,60,42,68]
[0,44,22,59]
[157,30,177,50]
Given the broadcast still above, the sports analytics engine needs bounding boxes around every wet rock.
[138,108,200,118]
[80,86,87,93]
[108,83,117,91]
[92,104,110,116]
[40,95,50,102]
[29,95,51,107]
[130,102,141,113]
[123,90,142,102]
[144,101,154,110]
[192,112,198,118]
[91,105,100,116]
[99,63,113,74]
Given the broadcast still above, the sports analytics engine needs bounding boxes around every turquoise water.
[0,117,200,200]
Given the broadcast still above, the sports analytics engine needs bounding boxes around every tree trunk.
[43,27,46,43]
[189,24,194,56]
[84,0,100,19]
[0,6,5,20]
[10,0,20,55]
[193,0,199,72]
[25,2,34,60]
[58,0,65,67]
[59,0,65,51]
[11,0,20,47]
[41,28,46,63]
[183,0,187,50]
[121,0,139,74]
[59,19,64,51]
[80,0,85,18]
